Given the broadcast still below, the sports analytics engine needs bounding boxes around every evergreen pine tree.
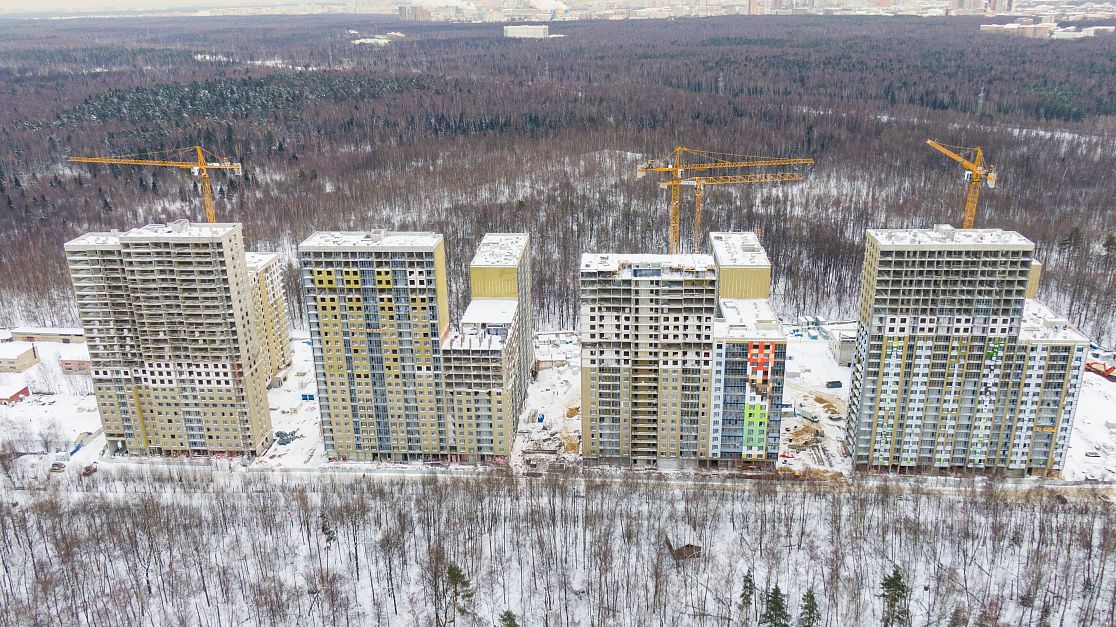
[446,562,475,624]
[798,587,821,627]
[739,571,757,619]
[498,610,519,627]
[759,583,791,627]
[880,566,911,627]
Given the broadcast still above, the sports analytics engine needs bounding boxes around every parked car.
[825,381,842,389]
[1085,451,1101,458]
[82,463,98,477]
[49,461,66,473]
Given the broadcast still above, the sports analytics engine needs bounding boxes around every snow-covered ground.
[254,335,327,469]
[1063,373,1116,481]
[3,324,1116,483]
[510,331,581,473]
[778,330,854,476]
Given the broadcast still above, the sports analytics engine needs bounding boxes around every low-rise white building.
[504,24,549,38]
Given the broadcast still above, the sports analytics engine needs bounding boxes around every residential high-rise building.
[245,252,292,387]
[299,230,451,461]
[468,233,533,390]
[65,221,272,457]
[846,225,1088,476]
[443,233,533,462]
[442,300,523,461]
[709,233,786,463]
[579,232,786,468]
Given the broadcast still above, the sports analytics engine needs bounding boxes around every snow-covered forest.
[1,466,1114,626]
[0,17,1115,341]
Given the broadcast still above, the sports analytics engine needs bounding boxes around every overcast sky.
[0,0,307,14]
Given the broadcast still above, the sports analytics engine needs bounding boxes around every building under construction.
[298,230,532,462]
[579,232,786,468]
[65,221,277,457]
[846,225,1088,476]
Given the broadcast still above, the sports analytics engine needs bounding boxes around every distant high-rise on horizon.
[65,221,273,457]
[846,225,1087,476]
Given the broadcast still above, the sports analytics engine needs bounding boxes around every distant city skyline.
[0,0,317,15]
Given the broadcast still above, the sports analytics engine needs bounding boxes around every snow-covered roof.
[56,343,90,361]
[299,230,442,252]
[245,252,280,271]
[580,253,716,274]
[0,382,29,397]
[461,299,518,326]
[709,232,769,268]
[1018,300,1089,344]
[869,224,1033,251]
[66,221,240,249]
[0,342,35,360]
[11,327,83,337]
[471,233,528,267]
[122,221,240,241]
[714,299,785,341]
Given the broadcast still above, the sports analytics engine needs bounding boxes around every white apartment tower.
[65,221,272,457]
[847,225,1088,476]
[299,230,451,461]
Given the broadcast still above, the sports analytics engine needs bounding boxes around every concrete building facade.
[0,342,38,373]
[580,232,786,468]
[299,230,451,461]
[11,327,84,343]
[65,221,272,457]
[245,252,293,386]
[846,225,1088,476]
[443,233,533,462]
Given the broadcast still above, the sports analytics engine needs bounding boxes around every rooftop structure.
[709,232,770,267]
[710,231,772,300]
[0,342,36,361]
[580,253,716,274]
[298,229,442,252]
[470,233,529,267]
[245,251,280,270]
[1019,299,1090,343]
[461,298,518,326]
[867,224,1033,250]
[714,298,785,341]
[66,221,242,249]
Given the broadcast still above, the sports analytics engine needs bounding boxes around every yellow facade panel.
[434,240,451,337]
[1026,260,1042,299]
[717,267,771,299]
[469,266,520,299]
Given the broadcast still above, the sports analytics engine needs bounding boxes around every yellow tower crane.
[67,146,242,224]
[925,139,997,229]
[638,146,814,254]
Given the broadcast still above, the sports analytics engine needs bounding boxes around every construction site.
[0,133,1103,482]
